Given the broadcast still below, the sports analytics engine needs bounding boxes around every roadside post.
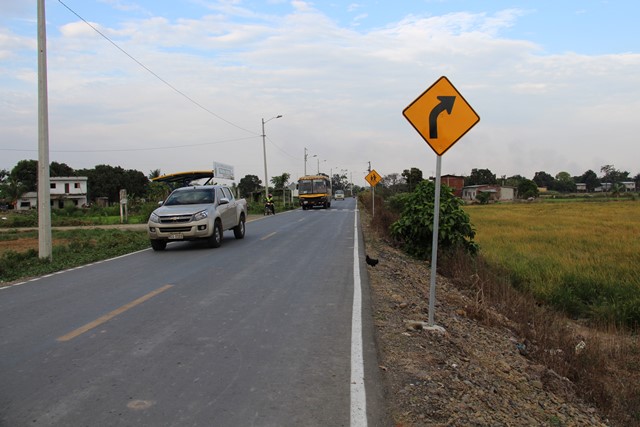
[119,189,128,223]
[365,169,382,217]
[402,76,480,327]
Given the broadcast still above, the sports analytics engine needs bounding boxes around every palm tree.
[610,182,625,197]
[0,175,26,208]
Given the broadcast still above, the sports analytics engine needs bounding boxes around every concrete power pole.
[37,0,52,260]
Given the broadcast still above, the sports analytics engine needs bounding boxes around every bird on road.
[366,255,379,267]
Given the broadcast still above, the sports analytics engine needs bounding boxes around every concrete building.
[16,177,88,211]
[441,174,465,197]
[462,185,516,202]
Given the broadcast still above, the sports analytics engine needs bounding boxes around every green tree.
[518,179,539,199]
[238,175,262,199]
[76,165,149,203]
[50,161,75,177]
[503,174,526,188]
[401,167,423,192]
[465,168,496,186]
[124,169,150,199]
[577,169,600,192]
[147,181,171,203]
[381,173,403,194]
[0,173,25,206]
[148,169,162,179]
[475,191,491,205]
[533,171,554,189]
[270,172,290,190]
[600,164,629,185]
[554,171,576,193]
[11,160,38,192]
[610,182,625,197]
[390,180,477,259]
[331,172,348,192]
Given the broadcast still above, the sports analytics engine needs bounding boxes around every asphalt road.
[0,198,388,426]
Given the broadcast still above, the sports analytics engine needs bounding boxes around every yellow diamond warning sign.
[365,169,382,187]
[403,76,480,156]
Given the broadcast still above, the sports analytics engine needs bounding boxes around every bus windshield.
[298,179,328,195]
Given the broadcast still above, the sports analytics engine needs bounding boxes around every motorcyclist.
[265,193,275,215]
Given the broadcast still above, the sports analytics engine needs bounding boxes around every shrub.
[390,180,478,259]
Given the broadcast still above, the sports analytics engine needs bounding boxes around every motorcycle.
[264,201,275,216]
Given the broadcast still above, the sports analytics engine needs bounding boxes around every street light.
[304,147,309,176]
[262,115,282,197]
[310,154,317,174]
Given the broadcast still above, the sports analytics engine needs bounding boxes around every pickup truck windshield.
[164,189,215,205]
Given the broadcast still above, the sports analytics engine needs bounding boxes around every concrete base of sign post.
[405,320,446,334]
[425,324,446,334]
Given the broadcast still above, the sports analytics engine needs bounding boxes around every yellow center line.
[260,232,277,241]
[57,284,174,342]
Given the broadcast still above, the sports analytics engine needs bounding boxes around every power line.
[57,0,259,136]
[265,136,299,161]
[0,136,258,153]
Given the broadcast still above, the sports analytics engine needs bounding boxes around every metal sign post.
[428,156,442,326]
[403,76,480,327]
[365,169,382,217]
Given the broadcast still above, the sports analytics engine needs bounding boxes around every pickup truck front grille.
[158,226,192,233]
[158,214,192,224]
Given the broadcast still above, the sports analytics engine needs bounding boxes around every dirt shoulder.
[361,217,608,426]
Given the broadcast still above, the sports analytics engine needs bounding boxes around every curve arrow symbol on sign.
[428,96,456,139]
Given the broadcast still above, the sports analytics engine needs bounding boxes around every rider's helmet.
[268,194,272,197]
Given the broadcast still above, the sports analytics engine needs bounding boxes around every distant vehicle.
[298,175,331,209]
[147,185,247,251]
[334,190,345,200]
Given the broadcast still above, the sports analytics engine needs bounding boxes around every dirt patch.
[0,237,70,256]
[361,217,608,426]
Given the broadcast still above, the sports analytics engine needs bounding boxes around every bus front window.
[299,181,313,194]
[313,180,326,193]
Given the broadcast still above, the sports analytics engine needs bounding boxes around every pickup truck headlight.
[193,210,208,221]
[149,212,159,223]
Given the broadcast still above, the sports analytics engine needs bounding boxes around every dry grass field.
[465,199,640,326]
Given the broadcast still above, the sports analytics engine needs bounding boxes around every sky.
[1,0,639,186]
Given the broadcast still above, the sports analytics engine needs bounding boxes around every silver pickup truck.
[147,185,247,251]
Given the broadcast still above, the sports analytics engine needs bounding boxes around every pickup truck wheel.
[208,220,223,248]
[150,240,166,251]
[233,214,246,239]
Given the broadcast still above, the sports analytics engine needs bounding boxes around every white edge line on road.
[351,207,368,427]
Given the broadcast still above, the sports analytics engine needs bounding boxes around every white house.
[462,185,516,202]
[16,177,88,211]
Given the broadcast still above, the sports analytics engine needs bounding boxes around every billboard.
[213,162,235,180]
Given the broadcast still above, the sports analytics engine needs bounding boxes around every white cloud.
[1,4,639,184]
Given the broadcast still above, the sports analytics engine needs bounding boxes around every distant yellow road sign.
[365,169,382,187]
[403,76,480,156]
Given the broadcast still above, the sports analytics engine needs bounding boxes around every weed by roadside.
[0,229,149,285]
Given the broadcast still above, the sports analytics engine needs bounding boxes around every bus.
[298,175,331,210]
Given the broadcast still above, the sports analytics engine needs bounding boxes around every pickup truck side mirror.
[219,197,230,205]
[157,201,164,206]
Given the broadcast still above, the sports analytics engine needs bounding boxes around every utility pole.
[37,0,52,260]
[261,115,282,198]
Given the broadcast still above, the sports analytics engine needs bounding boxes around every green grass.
[0,229,150,285]
[464,200,640,326]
